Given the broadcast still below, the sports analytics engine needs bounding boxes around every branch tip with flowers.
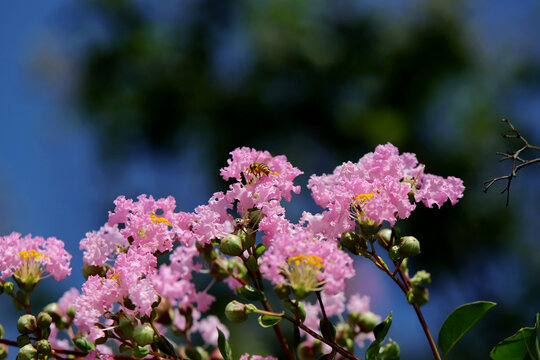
[0,143,537,360]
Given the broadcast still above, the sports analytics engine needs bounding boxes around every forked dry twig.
[483,119,540,205]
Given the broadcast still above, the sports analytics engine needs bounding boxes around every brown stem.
[260,299,295,360]
[316,291,335,342]
[411,303,442,360]
[282,315,362,360]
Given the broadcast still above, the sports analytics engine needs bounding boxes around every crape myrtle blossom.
[80,223,127,267]
[259,230,354,297]
[307,143,465,227]
[0,232,71,285]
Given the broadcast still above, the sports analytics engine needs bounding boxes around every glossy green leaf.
[236,285,265,302]
[438,301,496,359]
[490,313,540,360]
[217,328,232,360]
[319,317,336,341]
[366,312,393,360]
[258,314,282,328]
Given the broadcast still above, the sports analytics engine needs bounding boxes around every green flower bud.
[17,344,37,360]
[3,282,14,295]
[335,323,350,347]
[410,270,431,286]
[377,229,392,248]
[196,242,215,263]
[36,340,51,356]
[273,283,290,299]
[410,286,429,306]
[43,303,62,323]
[255,244,266,258]
[133,325,155,346]
[399,236,420,258]
[0,324,4,339]
[132,346,150,358]
[379,338,400,360]
[388,245,401,261]
[119,343,131,353]
[246,255,258,272]
[37,312,52,329]
[220,234,244,256]
[357,311,379,333]
[340,231,367,255]
[224,300,252,323]
[16,335,30,347]
[357,218,382,237]
[0,344,7,360]
[210,259,229,281]
[73,336,95,353]
[17,315,37,335]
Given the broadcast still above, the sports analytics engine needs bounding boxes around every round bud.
[225,300,248,323]
[388,245,401,261]
[36,340,51,356]
[297,341,317,360]
[357,311,379,333]
[340,231,362,255]
[114,313,137,339]
[133,325,155,346]
[65,306,76,319]
[409,286,429,307]
[220,234,244,256]
[379,339,400,360]
[43,303,62,323]
[399,236,420,258]
[37,312,52,329]
[410,270,431,286]
[0,324,4,339]
[273,283,290,299]
[3,282,14,295]
[377,229,392,248]
[73,336,95,353]
[16,335,30,347]
[358,218,382,237]
[0,344,7,360]
[132,346,150,358]
[17,315,37,335]
[17,344,37,360]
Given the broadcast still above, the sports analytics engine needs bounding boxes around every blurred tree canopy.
[59,0,539,358]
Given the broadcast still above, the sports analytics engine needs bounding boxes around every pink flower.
[58,287,80,316]
[239,354,278,360]
[259,230,354,297]
[80,223,126,266]
[189,315,228,346]
[0,232,71,283]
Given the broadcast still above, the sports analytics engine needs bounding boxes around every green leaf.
[217,328,232,360]
[318,354,336,360]
[366,312,393,360]
[284,299,306,322]
[438,301,496,359]
[155,335,177,356]
[319,318,336,341]
[236,285,265,302]
[490,313,540,360]
[258,314,282,328]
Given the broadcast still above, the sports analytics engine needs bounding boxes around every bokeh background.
[1,0,539,359]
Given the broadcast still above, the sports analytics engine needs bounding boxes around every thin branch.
[484,119,540,205]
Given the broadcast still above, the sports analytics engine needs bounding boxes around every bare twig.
[483,119,540,205]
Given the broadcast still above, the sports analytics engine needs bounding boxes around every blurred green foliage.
[67,0,538,358]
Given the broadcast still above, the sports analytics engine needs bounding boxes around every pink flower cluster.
[0,232,71,281]
[306,143,465,230]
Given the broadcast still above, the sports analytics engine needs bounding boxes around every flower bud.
[132,346,150,358]
[410,270,431,286]
[399,236,420,258]
[340,231,367,255]
[220,234,243,256]
[246,255,258,272]
[196,242,215,263]
[210,259,229,281]
[377,229,392,248]
[3,282,14,295]
[0,344,7,360]
[133,325,155,346]
[379,339,400,360]
[407,286,429,307]
[17,315,37,335]
[37,312,52,329]
[16,335,30,347]
[0,324,3,339]
[114,313,138,339]
[273,283,290,299]
[43,303,62,323]
[357,311,379,333]
[224,300,252,323]
[388,245,401,261]
[17,344,37,360]
[73,336,95,353]
[36,340,51,356]
[357,218,382,237]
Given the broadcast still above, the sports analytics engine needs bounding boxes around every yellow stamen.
[18,249,45,260]
[287,254,325,269]
[353,192,375,204]
[149,214,171,226]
